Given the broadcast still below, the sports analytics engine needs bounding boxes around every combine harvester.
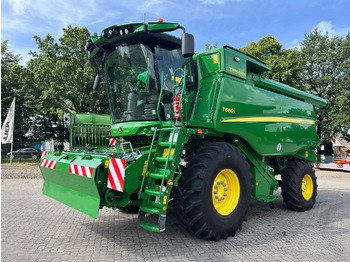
[40,19,329,240]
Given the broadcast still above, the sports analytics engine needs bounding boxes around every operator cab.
[104,42,187,123]
[89,24,195,124]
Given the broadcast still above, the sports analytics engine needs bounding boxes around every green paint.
[232,137,279,200]
[147,22,180,32]
[41,152,103,218]
[110,121,161,137]
[41,20,329,234]
[188,46,327,157]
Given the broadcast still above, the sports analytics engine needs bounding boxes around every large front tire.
[281,160,317,211]
[173,142,252,240]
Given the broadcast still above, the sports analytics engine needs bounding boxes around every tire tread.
[173,142,252,240]
[281,160,317,211]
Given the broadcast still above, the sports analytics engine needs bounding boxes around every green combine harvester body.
[40,20,329,239]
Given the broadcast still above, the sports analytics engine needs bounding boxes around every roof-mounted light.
[102,26,134,39]
[84,40,95,54]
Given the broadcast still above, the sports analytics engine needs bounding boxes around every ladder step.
[158,141,174,147]
[160,127,175,131]
[139,214,167,232]
[144,188,164,197]
[140,205,162,215]
[148,172,168,179]
[150,201,164,209]
[139,221,160,232]
[138,211,166,232]
[155,156,174,162]
[148,168,171,179]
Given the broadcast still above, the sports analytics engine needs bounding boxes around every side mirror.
[181,33,195,58]
[93,75,101,91]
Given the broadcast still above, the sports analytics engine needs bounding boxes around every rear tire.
[281,160,317,211]
[173,142,252,240]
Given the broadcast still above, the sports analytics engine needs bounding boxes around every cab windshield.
[105,44,158,123]
[105,43,187,123]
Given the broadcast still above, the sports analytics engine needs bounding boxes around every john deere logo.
[118,127,123,133]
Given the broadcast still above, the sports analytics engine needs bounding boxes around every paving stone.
[1,166,350,261]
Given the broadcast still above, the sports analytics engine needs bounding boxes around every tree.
[26,26,109,147]
[239,35,302,88]
[1,41,20,123]
[299,30,350,141]
[240,32,350,141]
[1,41,33,143]
[205,41,218,51]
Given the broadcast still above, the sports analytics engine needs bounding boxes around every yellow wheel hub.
[301,174,314,200]
[212,169,240,216]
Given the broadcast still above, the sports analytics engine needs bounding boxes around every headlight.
[84,40,95,54]
[101,26,134,39]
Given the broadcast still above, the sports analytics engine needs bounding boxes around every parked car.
[7,148,41,159]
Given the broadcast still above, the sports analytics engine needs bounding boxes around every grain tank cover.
[196,45,329,156]
[219,46,329,109]
[222,45,270,79]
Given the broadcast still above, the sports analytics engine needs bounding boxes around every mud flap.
[40,153,103,219]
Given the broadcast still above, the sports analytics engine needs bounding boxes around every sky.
[1,0,350,66]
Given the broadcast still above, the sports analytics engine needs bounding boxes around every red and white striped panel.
[69,164,93,178]
[41,159,57,169]
[41,151,48,158]
[107,158,126,192]
[109,138,116,146]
